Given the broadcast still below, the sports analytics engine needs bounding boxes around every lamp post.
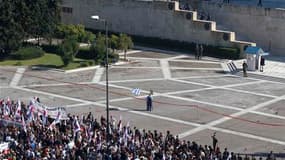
[91,15,110,144]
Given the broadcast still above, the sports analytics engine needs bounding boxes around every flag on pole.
[48,109,61,130]
[22,115,27,133]
[3,103,10,116]
[74,118,81,133]
[54,109,61,124]
[26,104,35,122]
[117,115,122,133]
[123,121,130,146]
[131,88,141,96]
[6,97,11,106]
[15,100,21,119]
[42,107,48,125]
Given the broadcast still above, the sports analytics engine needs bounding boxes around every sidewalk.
[234,56,285,79]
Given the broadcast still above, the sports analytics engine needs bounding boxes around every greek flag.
[131,88,141,96]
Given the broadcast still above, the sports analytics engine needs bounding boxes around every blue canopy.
[245,46,270,56]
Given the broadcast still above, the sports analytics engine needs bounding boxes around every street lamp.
[90,15,110,144]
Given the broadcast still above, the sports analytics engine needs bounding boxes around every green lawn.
[0,53,95,70]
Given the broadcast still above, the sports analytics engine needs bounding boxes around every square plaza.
[1,50,285,154]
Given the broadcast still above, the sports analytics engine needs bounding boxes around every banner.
[0,142,9,152]
[0,119,22,127]
[32,102,68,120]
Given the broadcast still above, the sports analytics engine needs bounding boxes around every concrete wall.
[61,0,255,55]
[189,0,285,55]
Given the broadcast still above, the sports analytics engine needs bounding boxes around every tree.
[59,37,79,66]
[118,34,133,60]
[0,0,61,56]
[0,0,26,56]
[90,33,106,65]
[110,34,119,52]
[54,24,96,43]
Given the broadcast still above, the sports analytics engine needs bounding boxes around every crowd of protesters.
[0,97,277,160]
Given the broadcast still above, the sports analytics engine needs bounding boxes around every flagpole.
[91,15,110,156]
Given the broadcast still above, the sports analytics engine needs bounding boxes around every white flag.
[22,115,27,133]
[15,100,21,119]
[131,88,141,96]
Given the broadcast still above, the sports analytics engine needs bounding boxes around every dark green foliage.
[55,24,95,43]
[59,37,79,66]
[76,47,93,59]
[87,28,240,59]
[205,46,240,59]
[90,33,106,64]
[41,44,60,55]
[11,47,45,60]
[61,52,73,66]
[131,35,240,59]
[0,0,60,55]
[79,62,89,67]
[0,0,25,56]
[110,34,119,51]
[118,33,133,60]
[109,52,119,63]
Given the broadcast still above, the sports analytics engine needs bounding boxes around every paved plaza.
[1,49,285,154]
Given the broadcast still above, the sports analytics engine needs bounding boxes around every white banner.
[33,102,68,120]
[0,143,9,152]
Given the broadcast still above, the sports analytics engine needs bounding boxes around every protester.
[0,97,276,159]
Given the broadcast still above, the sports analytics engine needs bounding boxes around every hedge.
[11,47,45,60]
[86,28,240,60]
[131,35,240,60]
[41,44,60,55]
[76,47,93,59]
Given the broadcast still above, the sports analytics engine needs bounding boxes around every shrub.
[80,62,88,67]
[61,51,73,66]
[205,46,240,59]
[109,52,119,63]
[15,61,22,66]
[55,24,95,43]
[11,47,45,60]
[59,37,79,66]
[88,61,94,66]
[131,35,240,59]
[41,44,60,55]
[76,47,93,59]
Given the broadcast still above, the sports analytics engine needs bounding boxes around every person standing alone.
[242,61,248,77]
[146,90,153,112]
[260,56,265,72]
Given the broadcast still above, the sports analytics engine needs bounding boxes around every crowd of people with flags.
[0,97,277,160]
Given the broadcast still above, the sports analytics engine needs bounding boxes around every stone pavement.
[234,56,285,79]
[1,49,285,155]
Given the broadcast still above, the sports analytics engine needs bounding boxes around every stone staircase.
[170,1,256,54]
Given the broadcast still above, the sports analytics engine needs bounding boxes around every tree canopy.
[118,33,133,60]
[0,0,61,56]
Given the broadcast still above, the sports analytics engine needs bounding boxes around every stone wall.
[188,0,285,55]
[60,0,255,55]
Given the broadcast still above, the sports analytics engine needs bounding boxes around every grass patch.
[0,53,63,67]
[0,53,95,70]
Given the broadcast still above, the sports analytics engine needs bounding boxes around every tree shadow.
[30,64,64,70]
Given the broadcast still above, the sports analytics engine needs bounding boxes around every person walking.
[242,61,248,77]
